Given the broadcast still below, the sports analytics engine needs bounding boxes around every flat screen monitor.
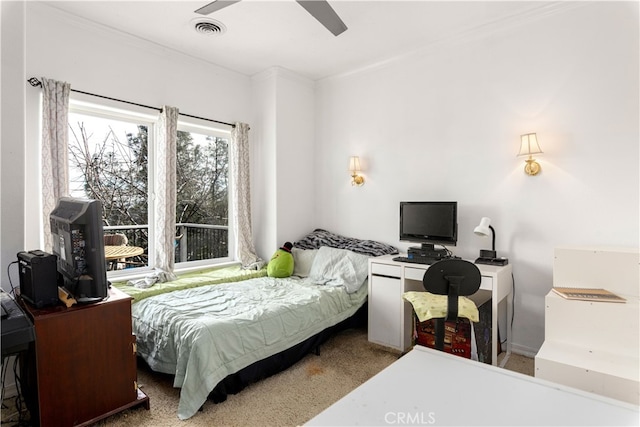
[50,197,108,303]
[399,201,458,248]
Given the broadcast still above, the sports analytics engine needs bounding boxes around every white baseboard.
[509,343,538,359]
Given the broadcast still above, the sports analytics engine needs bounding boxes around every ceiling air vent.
[193,18,226,36]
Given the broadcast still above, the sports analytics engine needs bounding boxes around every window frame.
[175,118,235,270]
[66,97,236,281]
[69,98,157,280]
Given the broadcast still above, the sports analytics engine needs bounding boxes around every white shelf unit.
[535,246,640,406]
[367,254,513,366]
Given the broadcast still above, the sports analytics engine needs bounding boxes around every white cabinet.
[368,274,402,349]
[535,292,639,405]
[535,246,639,405]
[367,254,513,366]
[368,262,422,351]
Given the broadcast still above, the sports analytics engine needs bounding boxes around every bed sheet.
[113,264,267,303]
[132,275,367,420]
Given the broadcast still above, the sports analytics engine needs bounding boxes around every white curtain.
[41,78,71,251]
[153,106,179,280]
[231,123,264,269]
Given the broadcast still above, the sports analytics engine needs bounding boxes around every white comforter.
[132,275,367,420]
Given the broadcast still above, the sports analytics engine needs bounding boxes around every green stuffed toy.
[267,242,294,278]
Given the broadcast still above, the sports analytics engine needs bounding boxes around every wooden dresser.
[21,286,149,426]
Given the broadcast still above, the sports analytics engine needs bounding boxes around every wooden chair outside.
[104,233,130,270]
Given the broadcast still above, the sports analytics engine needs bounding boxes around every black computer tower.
[17,250,59,308]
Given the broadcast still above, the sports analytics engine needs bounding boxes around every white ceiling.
[42,1,562,81]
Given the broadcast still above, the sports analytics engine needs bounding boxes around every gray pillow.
[292,248,318,278]
[308,246,369,293]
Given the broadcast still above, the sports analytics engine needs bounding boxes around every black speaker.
[17,250,59,308]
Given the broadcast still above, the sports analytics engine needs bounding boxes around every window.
[68,108,153,271]
[175,123,231,266]
[67,101,233,274]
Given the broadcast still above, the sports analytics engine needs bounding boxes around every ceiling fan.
[195,0,348,36]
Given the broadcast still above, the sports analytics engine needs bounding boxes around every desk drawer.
[405,267,428,281]
[406,269,492,290]
[480,275,493,291]
[370,263,401,278]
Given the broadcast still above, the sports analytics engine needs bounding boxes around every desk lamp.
[473,217,509,266]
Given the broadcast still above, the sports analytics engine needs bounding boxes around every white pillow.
[308,246,369,293]
[292,248,318,278]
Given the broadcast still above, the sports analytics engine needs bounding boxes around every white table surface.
[306,345,640,426]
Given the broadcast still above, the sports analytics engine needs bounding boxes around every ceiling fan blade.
[295,0,347,36]
[195,0,241,15]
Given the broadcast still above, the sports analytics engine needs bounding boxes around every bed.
[116,229,398,420]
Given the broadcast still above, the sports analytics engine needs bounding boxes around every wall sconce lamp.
[518,133,543,176]
[473,217,509,266]
[349,156,365,186]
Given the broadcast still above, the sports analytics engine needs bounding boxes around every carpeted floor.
[96,327,400,426]
[2,327,534,426]
[97,327,534,426]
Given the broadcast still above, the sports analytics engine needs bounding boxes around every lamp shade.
[518,133,543,157]
[348,156,361,173]
[474,217,492,236]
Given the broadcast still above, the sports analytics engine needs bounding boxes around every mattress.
[132,275,368,420]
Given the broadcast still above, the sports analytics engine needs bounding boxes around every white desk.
[368,254,512,366]
[306,345,640,426]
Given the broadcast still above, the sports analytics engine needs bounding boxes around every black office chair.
[422,259,481,351]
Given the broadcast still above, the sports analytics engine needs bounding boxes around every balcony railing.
[104,223,228,265]
[175,223,229,263]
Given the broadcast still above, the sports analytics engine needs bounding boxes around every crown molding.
[252,66,315,89]
[320,1,591,83]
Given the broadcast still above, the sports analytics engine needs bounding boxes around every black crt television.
[399,201,458,249]
[49,197,108,303]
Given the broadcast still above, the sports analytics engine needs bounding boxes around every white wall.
[314,2,639,354]
[21,2,253,248]
[251,67,316,260]
[273,70,316,248]
[251,70,279,260]
[1,1,27,291]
